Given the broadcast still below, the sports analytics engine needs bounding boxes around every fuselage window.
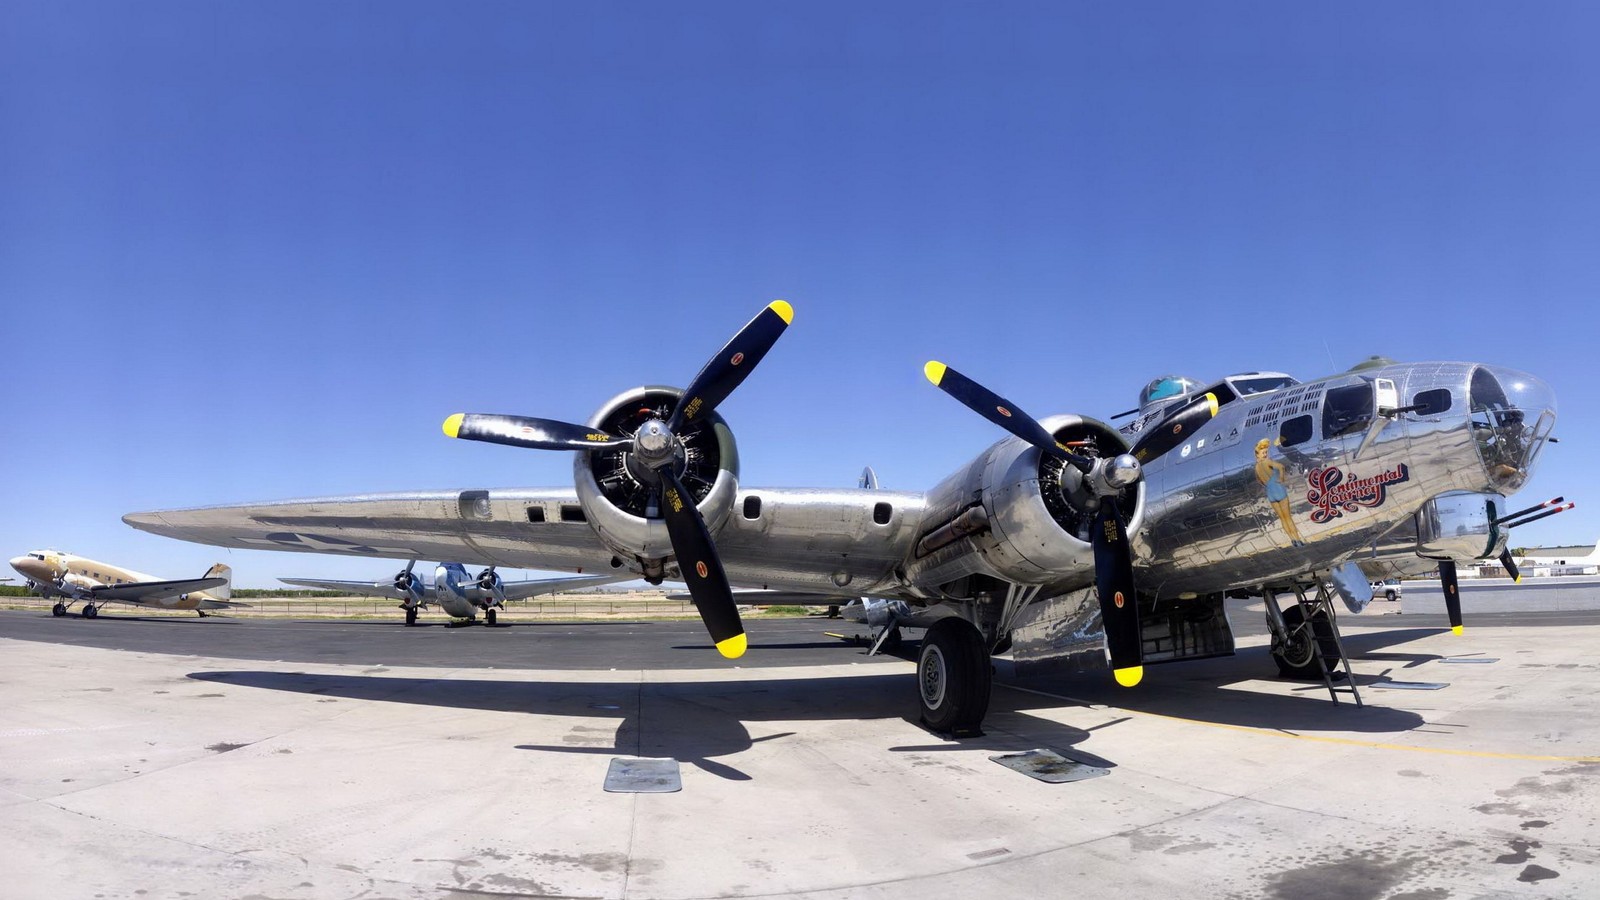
[743,496,762,520]
[526,506,546,523]
[1279,414,1313,447]
[559,504,587,523]
[1411,388,1452,417]
[1322,384,1374,439]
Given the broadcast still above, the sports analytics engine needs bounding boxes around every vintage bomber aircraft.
[280,562,627,626]
[123,302,1560,734]
[9,550,242,618]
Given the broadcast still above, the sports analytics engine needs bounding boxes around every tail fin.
[204,563,232,601]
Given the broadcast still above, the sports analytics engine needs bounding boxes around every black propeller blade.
[1130,393,1220,463]
[658,467,744,658]
[923,361,1143,686]
[1092,499,1143,686]
[443,301,794,659]
[1439,560,1463,635]
[667,300,794,433]
[1499,549,1521,584]
[923,361,1094,469]
[443,414,631,453]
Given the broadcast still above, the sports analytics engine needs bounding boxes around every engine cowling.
[905,414,1145,593]
[572,386,740,574]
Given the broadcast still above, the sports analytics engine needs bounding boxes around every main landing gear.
[916,618,991,737]
[404,607,419,627]
[81,603,98,619]
[1264,579,1361,706]
[51,602,66,617]
[485,608,498,627]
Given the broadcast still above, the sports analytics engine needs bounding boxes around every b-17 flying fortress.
[114,302,1566,734]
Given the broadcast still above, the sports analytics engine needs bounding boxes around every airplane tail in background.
[204,564,232,600]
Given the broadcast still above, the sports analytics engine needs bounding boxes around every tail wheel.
[917,618,991,736]
[1273,605,1339,679]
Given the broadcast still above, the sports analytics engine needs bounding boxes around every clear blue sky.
[3,2,1596,586]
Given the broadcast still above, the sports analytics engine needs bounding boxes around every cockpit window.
[1322,383,1374,439]
[1140,375,1201,408]
[1231,375,1298,397]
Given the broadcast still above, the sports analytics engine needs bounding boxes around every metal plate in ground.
[990,749,1109,784]
[604,757,682,793]
[1373,681,1449,690]
[1438,657,1499,664]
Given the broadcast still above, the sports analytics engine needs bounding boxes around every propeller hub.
[634,419,675,459]
[1105,454,1143,489]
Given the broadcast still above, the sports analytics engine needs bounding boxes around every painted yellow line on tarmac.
[999,683,1600,763]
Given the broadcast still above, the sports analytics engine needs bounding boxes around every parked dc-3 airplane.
[9,550,243,618]
[281,562,627,626]
[124,301,1563,734]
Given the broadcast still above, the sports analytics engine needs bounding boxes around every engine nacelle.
[1416,490,1509,561]
[573,386,740,577]
[905,414,1145,594]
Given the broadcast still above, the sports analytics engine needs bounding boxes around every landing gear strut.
[916,618,990,737]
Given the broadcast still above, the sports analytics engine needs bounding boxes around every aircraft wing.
[278,577,410,600]
[124,486,929,597]
[499,575,634,601]
[91,576,228,604]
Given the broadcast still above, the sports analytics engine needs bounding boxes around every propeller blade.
[1499,549,1521,584]
[924,361,1093,468]
[667,300,794,433]
[1439,559,1463,635]
[657,467,745,658]
[1092,498,1143,686]
[1130,393,1221,463]
[442,414,631,453]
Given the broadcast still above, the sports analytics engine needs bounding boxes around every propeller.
[443,300,794,659]
[393,560,422,604]
[1499,549,1521,584]
[1439,560,1463,635]
[924,361,1160,687]
[477,567,505,606]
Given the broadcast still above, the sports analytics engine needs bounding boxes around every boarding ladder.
[1289,579,1362,707]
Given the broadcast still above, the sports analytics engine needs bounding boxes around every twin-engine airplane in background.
[125,301,1563,734]
[280,562,627,626]
[9,550,242,618]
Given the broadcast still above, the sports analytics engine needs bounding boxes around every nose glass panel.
[1469,366,1557,492]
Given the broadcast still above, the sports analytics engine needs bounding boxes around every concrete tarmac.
[3,605,1599,899]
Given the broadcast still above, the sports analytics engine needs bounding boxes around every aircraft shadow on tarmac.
[189,632,1435,780]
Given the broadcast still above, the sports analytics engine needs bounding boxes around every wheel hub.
[920,644,948,708]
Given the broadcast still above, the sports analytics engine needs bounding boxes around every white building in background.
[1511,540,1600,576]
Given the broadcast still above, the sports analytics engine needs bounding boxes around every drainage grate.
[604,757,682,793]
[989,749,1109,784]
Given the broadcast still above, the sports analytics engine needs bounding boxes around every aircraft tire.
[51,603,66,617]
[1273,605,1339,679]
[82,604,98,619]
[917,618,991,735]
[404,608,418,627]
[486,609,498,626]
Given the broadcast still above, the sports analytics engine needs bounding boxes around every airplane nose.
[9,556,37,577]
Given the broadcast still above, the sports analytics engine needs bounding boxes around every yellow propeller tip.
[1451,625,1464,636]
[1513,575,1523,584]
[767,299,794,324]
[442,413,464,438]
[924,360,947,386]
[1113,666,1144,687]
[715,632,748,659]
[1204,392,1220,417]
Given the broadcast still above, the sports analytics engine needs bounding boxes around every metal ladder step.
[1292,579,1363,707]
